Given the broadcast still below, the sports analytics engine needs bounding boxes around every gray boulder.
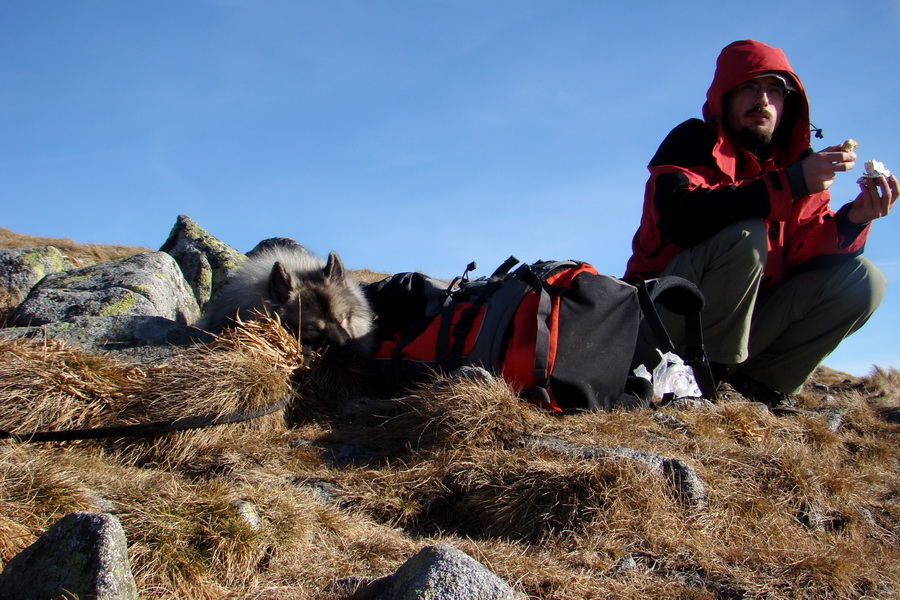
[0,315,207,358]
[524,435,708,509]
[12,251,200,327]
[0,512,137,600]
[377,544,520,600]
[159,214,246,308]
[0,246,70,307]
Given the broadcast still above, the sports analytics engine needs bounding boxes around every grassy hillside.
[0,230,898,599]
[0,227,151,265]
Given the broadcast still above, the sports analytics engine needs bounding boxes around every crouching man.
[624,40,898,406]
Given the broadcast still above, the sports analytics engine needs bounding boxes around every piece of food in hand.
[841,139,859,152]
[857,159,892,183]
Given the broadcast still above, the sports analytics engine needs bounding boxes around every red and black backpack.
[365,257,713,412]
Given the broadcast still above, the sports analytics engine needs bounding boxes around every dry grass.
[1,230,899,598]
[0,227,150,266]
[346,268,393,284]
[2,324,897,599]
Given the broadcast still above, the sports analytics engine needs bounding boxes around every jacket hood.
[702,40,811,179]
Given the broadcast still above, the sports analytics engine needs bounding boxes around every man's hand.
[846,173,899,225]
[802,144,856,193]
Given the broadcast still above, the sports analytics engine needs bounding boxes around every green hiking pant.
[658,219,886,393]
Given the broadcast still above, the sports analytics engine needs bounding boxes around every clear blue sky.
[2,1,899,376]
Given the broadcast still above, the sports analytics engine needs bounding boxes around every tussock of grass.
[0,318,898,598]
[0,314,302,467]
[0,336,146,432]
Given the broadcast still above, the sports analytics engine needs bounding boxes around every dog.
[197,243,376,360]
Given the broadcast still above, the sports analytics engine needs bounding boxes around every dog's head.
[267,251,371,359]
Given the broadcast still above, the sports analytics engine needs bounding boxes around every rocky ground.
[0,218,898,599]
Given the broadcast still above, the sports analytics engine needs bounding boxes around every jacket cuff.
[836,204,870,248]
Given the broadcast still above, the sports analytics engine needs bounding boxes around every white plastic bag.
[633,364,652,383]
[651,351,702,399]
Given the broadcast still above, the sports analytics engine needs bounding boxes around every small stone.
[449,365,495,384]
[230,500,262,531]
[379,544,520,600]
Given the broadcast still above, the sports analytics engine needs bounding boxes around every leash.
[0,399,287,443]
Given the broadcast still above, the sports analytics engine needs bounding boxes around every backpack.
[364,257,713,412]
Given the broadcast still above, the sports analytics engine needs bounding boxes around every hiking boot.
[721,372,798,413]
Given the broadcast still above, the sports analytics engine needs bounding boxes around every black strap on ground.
[0,399,288,443]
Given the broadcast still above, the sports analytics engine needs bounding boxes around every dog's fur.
[198,246,376,360]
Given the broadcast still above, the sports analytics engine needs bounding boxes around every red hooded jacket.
[624,40,868,285]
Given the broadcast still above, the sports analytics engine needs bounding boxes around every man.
[624,40,898,405]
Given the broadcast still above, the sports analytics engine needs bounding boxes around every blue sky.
[2,1,899,376]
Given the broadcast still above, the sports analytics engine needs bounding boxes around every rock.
[298,438,382,466]
[377,544,520,600]
[324,575,392,598]
[524,435,708,509]
[610,553,639,572]
[303,480,343,504]
[651,411,697,437]
[0,512,137,600]
[0,315,207,357]
[0,246,70,307]
[12,251,200,327]
[159,215,246,308]
[823,408,845,432]
[230,499,262,531]
[448,365,495,384]
[668,397,716,410]
[247,237,306,257]
[662,457,709,509]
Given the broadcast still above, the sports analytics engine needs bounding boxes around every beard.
[735,124,774,150]
[727,106,777,156]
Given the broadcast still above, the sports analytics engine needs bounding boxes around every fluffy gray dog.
[197,244,376,360]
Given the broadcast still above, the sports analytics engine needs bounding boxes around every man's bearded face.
[723,76,787,151]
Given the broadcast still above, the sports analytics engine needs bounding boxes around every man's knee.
[839,256,886,320]
[784,255,886,326]
[700,219,768,275]
[721,218,768,260]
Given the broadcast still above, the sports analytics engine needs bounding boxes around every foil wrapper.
[857,159,892,183]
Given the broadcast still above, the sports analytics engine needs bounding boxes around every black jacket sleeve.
[650,119,772,248]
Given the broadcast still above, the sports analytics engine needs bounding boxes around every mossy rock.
[159,215,246,307]
[12,252,200,327]
[0,512,137,600]
[0,246,71,308]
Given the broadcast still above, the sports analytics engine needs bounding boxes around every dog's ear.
[268,261,295,304]
[324,251,345,281]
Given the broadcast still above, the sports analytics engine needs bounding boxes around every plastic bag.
[651,351,702,399]
[633,364,652,383]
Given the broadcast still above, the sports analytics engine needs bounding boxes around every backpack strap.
[462,260,563,376]
[681,309,717,400]
[438,256,531,372]
[633,276,717,400]
[438,279,505,370]
[381,276,459,388]
[489,255,521,281]
[519,266,554,380]
[633,278,676,355]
